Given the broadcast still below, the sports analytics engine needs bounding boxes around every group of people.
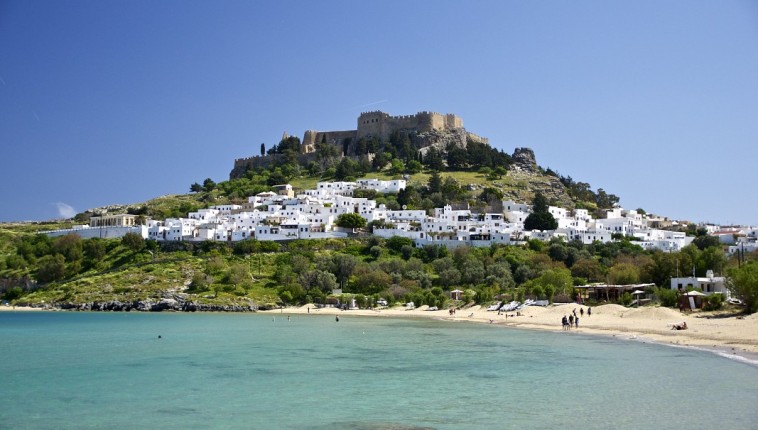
[562,307,590,330]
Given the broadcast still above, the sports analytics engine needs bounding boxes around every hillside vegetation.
[3,139,754,312]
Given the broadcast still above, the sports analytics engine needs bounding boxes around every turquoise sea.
[1,312,756,430]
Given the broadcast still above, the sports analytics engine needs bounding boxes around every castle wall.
[356,111,464,141]
[302,130,357,153]
[356,111,390,140]
[466,132,489,144]
[230,153,319,178]
[231,110,482,179]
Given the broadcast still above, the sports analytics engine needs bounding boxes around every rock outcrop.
[416,128,473,157]
[50,292,259,313]
[511,147,538,173]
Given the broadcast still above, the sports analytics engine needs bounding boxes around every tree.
[189,272,210,292]
[121,232,146,253]
[524,192,557,231]
[697,247,727,276]
[203,178,216,192]
[479,167,493,177]
[406,160,422,174]
[571,258,604,282]
[386,236,414,253]
[524,212,558,231]
[53,234,83,262]
[353,266,392,295]
[548,242,568,263]
[82,238,106,270]
[459,256,486,285]
[727,262,758,313]
[536,268,573,297]
[83,238,106,261]
[479,187,504,204]
[427,171,442,194]
[389,159,404,175]
[190,182,203,193]
[401,245,414,261]
[596,188,619,209]
[260,143,265,156]
[299,269,338,293]
[335,213,366,229]
[692,235,721,251]
[608,262,640,285]
[485,262,515,289]
[227,263,251,286]
[329,254,357,290]
[439,268,461,287]
[494,166,507,179]
[423,147,444,171]
[335,157,359,180]
[532,192,549,213]
[291,254,311,275]
[2,286,24,301]
[446,143,468,169]
[37,254,66,283]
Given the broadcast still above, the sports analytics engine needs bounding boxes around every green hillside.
[5,142,745,312]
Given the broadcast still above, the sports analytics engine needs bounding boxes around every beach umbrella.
[684,290,706,310]
[684,291,706,296]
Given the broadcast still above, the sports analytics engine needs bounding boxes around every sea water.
[1,312,756,430]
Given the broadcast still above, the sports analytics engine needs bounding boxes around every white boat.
[500,301,520,312]
[487,302,503,311]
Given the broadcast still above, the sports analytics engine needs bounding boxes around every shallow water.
[1,312,756,429]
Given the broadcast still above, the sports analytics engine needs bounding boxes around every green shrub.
[704,293,723,311]
[655,287,679,308]
[2,286,24,301]
[620,292,633,306]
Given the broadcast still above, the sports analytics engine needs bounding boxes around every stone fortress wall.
[355,111,463,143]
[302,129,357,153]
[300,111,474,153]
[232,111,487,178]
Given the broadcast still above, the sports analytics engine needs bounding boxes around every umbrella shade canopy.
[632,290,645,295]
[685,290,706,296]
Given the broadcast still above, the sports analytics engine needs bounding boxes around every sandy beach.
[263,303,758,363]
[0,305,46,312]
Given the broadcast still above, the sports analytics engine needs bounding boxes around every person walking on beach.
[587,307,592,317]
[574,316,579,328]
[562,315,569,330]
[580,308,584,317]
[569,314,574,328]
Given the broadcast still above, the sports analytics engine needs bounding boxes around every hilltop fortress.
[231,111,488,178]
[301,111,487,153]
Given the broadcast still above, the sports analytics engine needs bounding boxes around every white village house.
[42,180,742,258]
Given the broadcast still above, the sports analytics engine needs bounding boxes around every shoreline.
[5,303,757,365]
[261,303,758,365]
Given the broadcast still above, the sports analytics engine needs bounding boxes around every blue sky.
[1,1,757,225]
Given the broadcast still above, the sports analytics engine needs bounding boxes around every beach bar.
[575,283,655,302]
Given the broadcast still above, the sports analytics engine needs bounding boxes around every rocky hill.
[504,148,575,209]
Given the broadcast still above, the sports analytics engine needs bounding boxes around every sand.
[263,303,758,363]
[0,304,45,312]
